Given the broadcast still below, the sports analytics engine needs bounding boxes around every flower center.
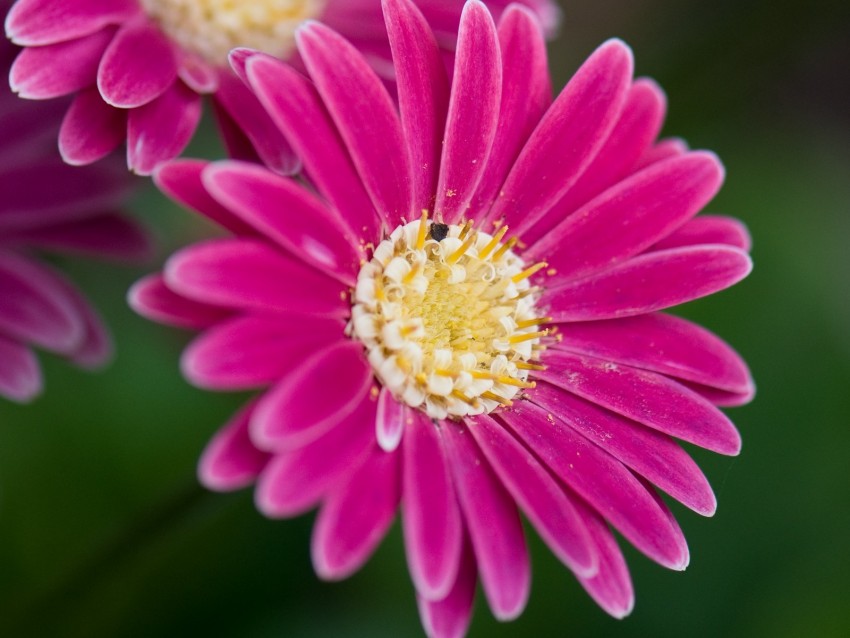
[140,0,326,67]
[350,213,549,420]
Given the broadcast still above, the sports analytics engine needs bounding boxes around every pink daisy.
[131,0,754,634]
[4,0,558,176]
[0,3,150,402]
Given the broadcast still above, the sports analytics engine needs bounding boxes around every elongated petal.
[384,0,450,213]
[435,1,501,224]
[164,239,349,317]
[312,445,401,580]
[51,273,112,369]
[5,0,138,46]
[182,314,344,390]
[417,538,477,638]
[58,87,126,166]
[198,400,270,491]
[486,39,633,233]
[443,422,530,620]
[532,152,725,282]
[635,137,688,170]
[376,386,407,452]
[652,214,752,252]
[500,402,688,570]
[544,245,753,322]
[128,273,231,330]
[0,335,41,402]
[250,341,373,451]
[298,21,412,229]
[202,161,361,284]
[402,413,463,600]
[530,382,717,515]
[468,414,597,576]
[537,350,742,455]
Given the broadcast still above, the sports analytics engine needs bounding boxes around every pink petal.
[50,274,112,369]
[181,314,344,390]
[250,341,373,451]
[544,245,753,322]
[681,380,756,408]
[10,26,115,99]
[198,400,271,491]
[443,422,530,621]
[471,4,551,213]
[127,273,231,330]
[416,538,477,638]
[467,413,597,577]
[537,350,742,455]
[202,161,361,284]
[530,382,717,516]
[500,402,689,570]
[127,81,201,175]
[402,412,463,600]
[244,53,381,242]
[384,0,450,213]
[634,137,688,171]
[164,238,349,316]
[434,1,501,225]
[376,386,407,452]
[97,18,177,108]
[312,444,401,580]
[0,335,41,403]
[5,0,138,46]
[58,87,126,166]
[177,50,219,94]
[255,392,376,517]
[531,152,725,283]
[298,21,412,229]
[486,39,633,233]
[652,214,752,252]
[210,97,263,165]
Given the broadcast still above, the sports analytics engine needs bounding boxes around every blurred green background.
[1,0,849,636]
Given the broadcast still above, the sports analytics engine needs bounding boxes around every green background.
[1,0,849,635]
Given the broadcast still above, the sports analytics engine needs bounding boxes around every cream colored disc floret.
[140,0,327,66]
[350,215,549,420]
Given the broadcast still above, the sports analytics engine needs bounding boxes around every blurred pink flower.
[4,0,558,175]
[0,17,149,402]
[131,0,753,634]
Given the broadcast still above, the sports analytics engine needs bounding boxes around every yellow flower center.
[140,0,326,66]
[350,213,549,420]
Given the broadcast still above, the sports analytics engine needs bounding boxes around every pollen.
[349,214,549,420]
[140,0,327,66]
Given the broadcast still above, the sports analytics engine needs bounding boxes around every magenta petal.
[376,386,407,452]
[635,137,688,171]
[537,350,742,455]
[682,380,756,408]
[312,445,401,580]
[530,383,717,516]
[0,335,41,403]
[53,276,112,369]
[443,423,530,621]
[10,26,115,99]
[384,0,450,214]
[127,81,201,175]
[544,245,753,322]
[652,214,752,252]
[532,152,725,282]
[487,39,633,233]
[153,160,257,235]
[97,19,177,108]
[402,412,463,600]
[5,0,138,46]
[417,538,477,638]
[198,400,270,491]
[202,161,361,284]
[250,341,373,451]
[297,21,413,229]
[182,314,344,390]
[177,51,219,94]
[468,414,597,576]
[435,1,501,225]
[500,402,688,570]
[164,238,349,316]
[255,393,376,517]
[58,88,126,166]
[244,53,380,241]
[127,273,231,330]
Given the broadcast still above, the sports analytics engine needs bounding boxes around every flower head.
[4,0,558,175]
[131,0,753,634]
[0,10,150,402]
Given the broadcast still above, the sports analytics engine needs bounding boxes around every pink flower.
[131,0,753,634]
[4,0,558,175]
[0,11,150,402]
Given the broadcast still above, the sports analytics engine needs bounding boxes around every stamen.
[509,330,549,344]
[512,262,548,283]
[481,391,513,406]
[516,317,552,329]
[446,231,478,264]
[492,237,518,261]
[515,362,547,371]
[416,209,429,250]
[478,225,509,260]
